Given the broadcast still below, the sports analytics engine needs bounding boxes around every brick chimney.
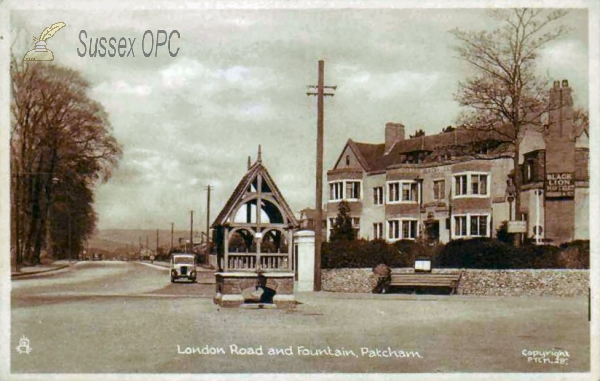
[544,79,576,244]
[385,122,405,153]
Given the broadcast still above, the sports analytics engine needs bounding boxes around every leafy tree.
[11,61,122,266]
[441,126,456,133]
[451,9,569,241]
[329,200,355,242]
[410,129,426,138]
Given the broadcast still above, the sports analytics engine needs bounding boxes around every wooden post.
[306,60,335,290]
[314,60,325,291]
[190,210,194,254]
[223,228,229,271]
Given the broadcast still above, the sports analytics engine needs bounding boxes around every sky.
[10,6,589,232]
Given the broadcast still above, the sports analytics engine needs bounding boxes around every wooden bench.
[386,272,463,294]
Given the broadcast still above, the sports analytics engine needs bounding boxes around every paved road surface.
[11,261,589,374]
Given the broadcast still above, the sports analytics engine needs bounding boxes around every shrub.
[437,238,518,269]
[516,244,562,269]
[322,239,411,269]
[559,240,590,269]
[496,221,512,244]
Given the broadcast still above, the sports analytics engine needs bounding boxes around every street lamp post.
[534,189,543,245]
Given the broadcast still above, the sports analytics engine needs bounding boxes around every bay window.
[387,180,419,204]
[470,215,488,236]
[328,180,362,202]
[452,214,490,238]
[453,172,489,198]
[387,219,419,241]
[454,216,468,237]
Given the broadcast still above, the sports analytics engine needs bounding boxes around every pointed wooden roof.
[212,157,299,228]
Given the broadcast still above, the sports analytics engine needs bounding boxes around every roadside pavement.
[11,260,75,279]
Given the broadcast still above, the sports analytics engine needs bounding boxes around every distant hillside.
[89,229,207,252]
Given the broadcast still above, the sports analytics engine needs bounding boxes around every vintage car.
[170,253,197,283]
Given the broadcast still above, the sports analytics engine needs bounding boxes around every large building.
[325,80,589,245]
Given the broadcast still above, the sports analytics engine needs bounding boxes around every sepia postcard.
[1,1,598,380]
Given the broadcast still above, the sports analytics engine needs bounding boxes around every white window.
[454,215,468,237]
[328,180,362,202]
[402,182,418,202]
[327,218,336,240]
[373,223,384,240]
[329,182,343,201]
[471,174,488,195]
[388,182,400,203]
[388,220,400,240]
[351,217,360,237]
[373,187,384,205]
[470,215,488,237]
[454,175,468,196]
[387,219,419,241]
[453,172,490,198]
[402,220,418,240]
[433,179,445,200]
[346,181,361,200]
[452,214,490,238]
[387,181,419,204]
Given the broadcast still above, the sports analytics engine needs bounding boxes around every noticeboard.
[507,221,527,233]
[545,172,575,198]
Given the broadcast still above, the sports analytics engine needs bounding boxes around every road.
[11,261,590,374]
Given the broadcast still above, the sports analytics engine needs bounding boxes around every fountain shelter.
[211,149,299,308]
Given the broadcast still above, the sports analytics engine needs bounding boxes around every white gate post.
[293,230,315,292]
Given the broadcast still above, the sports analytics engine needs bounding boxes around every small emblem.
[23,22,66,62]
[16,335,33,355]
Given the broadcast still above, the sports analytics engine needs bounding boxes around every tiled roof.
[350,126,514,172]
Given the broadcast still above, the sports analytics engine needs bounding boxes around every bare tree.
[451,8,569,231]
[409,129,426,139]
[11,61,122,265]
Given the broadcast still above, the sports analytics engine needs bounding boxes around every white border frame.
[1,2,597,381]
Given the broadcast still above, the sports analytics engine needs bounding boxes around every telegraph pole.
[190,210,194,254]
[205,185,213,264]
[156,229,159,254]
[307,60,336,291]
[171,222,174,252]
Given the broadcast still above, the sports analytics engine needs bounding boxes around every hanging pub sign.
[545,172,575,198]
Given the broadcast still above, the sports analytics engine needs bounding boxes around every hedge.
[321,239,411,269]
[322,238,589,270]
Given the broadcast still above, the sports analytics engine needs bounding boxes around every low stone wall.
[321,268,589,296]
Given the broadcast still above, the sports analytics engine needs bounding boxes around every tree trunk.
[512,137,522,247]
